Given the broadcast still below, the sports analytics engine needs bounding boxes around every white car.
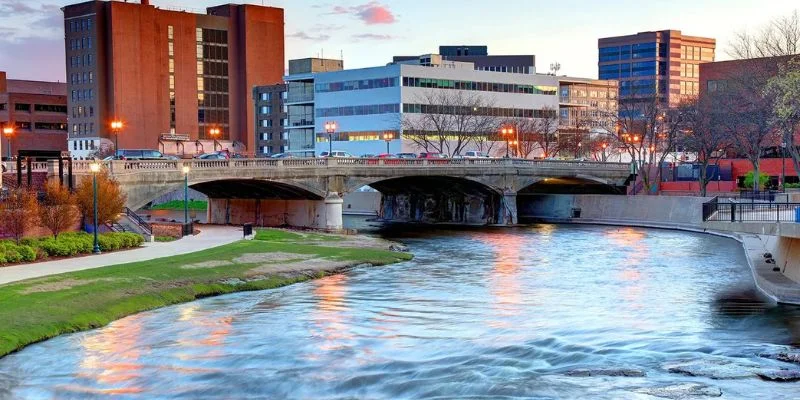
[320,151,354,158]
[464,151,490,158]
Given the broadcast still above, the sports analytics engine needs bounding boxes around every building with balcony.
[558,77,619,131]
[0,71,68,159]
[395,45,536,74]
[62,0,284,158]
[598,30,715,110]
[284,58,344,152]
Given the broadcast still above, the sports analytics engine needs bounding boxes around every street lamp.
[89,161,101,254]
[601,142,608,162]
[182,165,190,226]
[209,127,221,151]
[577,142,583,159]
[383,132,394,154]
[781,142,787,192]
[325,121,337,156]
[3,125,14,160]
[501,126,514,158]
[110,120,123,153]
[509,140,519,157]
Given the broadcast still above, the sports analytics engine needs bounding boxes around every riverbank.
[0,228,412,358]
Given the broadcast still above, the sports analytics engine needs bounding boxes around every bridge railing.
[60,157,630,175]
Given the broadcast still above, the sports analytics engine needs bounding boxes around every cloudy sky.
[0,0,798,82]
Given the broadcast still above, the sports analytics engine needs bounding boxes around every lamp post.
[89,162,101,254]
[781,142,787,192]
[577,142,582,159]
[324,121,337,156]
[209,127,221,152]
[501,126,514,158]
[182,165,190,225]
[601,142,608,162]
[383,132,393,154]
[509,140,519,157]
[110,120,123,153]
[3,125,14,160]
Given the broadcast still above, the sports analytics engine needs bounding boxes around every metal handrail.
[124,207,152,234]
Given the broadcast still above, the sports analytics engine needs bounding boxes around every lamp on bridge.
[3,125,14,161]
[325,121,337,156]
[89,161,102,254]
[182,166,190,226]
[501,126,514,158]
[110,120,124,153]
[383,132,394,154]
[601,142,608,162]
[209,127,221,151]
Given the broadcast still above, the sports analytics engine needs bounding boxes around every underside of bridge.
[372,176,515,225]
[194,179,339,230]
[517,177,626,195]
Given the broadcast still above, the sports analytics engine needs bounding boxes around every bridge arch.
[517,176,625,195]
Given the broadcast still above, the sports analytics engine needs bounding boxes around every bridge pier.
[324,192,344,231]
[498,190,518,225]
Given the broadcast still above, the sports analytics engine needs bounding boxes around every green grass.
[150,200,208,211]
[154,236,177,242]
[0,229,411,358]
[254,228,344,242]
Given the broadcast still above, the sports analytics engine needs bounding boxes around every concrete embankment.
[518,194,800,305]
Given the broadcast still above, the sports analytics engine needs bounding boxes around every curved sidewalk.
[0,225,244,286]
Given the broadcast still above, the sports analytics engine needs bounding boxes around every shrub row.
[0,232,144,265]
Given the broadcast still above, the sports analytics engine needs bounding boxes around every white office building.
[284,55,560,156]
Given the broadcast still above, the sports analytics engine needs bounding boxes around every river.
[1,222,799,399]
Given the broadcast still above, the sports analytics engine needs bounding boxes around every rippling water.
[1,224,800,399]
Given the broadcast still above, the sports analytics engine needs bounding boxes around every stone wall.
[207,198,327,229]
[151,222,192,239]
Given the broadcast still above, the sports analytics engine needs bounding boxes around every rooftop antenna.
[549,62,561,76]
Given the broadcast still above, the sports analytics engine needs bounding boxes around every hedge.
[0,232,144,265]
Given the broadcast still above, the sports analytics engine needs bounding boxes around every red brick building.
[62,0,284,158]
[0,71,68,159]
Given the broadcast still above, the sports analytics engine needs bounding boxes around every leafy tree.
[744,171,770,190]
[39,180,79,238]
[74,170,127,227]
[0,188,40,244]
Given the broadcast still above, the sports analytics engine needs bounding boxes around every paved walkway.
[0,225,244,286]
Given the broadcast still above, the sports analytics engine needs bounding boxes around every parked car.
[464,151,490,158]
[113,149,165,160]
[418,152,448,159]
[377,153,396,158]
[194,152,228,160]
[396,153,417,159]
[271,150,315,159]
[319,151,354,158]
[360,154,377,158]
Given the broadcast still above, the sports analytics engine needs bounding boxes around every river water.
[1,223,799,399]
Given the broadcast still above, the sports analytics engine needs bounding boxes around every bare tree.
[728,10,800,59]
[676,97,733,196]
[766,58,800,182]
[401,91,497,156]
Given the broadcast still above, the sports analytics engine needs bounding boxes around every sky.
[0,0,798,82]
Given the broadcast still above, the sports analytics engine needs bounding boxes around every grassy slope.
[150,200,208,211]
[0,230,411,358]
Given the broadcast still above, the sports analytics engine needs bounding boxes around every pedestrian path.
[0,225,244,286]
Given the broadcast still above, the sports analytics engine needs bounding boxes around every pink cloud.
[326,2,396,25]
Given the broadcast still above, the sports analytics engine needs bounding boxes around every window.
[0,104,5,111]
[15,103,31,112]
[260,92,271,101]
[86,54,93,66]
[34,104,67,113]
[260,106,272,114]
[261,119,273,127]
[88,72,93,83]
[168,25,174,40]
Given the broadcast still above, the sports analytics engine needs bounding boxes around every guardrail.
[66,157,630,173]
[124,207,153,235]
[703,199,800,222]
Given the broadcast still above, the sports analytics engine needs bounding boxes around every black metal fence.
[703,199,800,222]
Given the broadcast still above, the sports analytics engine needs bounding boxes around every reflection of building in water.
[310,274,353,354]
[473,232,526,329]
[174,304,233,360]
[75,314,145,395]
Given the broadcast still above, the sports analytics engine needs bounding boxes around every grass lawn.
[254,228,344,242]
[154,236,177,242]
[0,229,411,358]
[150,200,208,211]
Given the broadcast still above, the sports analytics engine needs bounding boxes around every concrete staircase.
[113,208,154,242]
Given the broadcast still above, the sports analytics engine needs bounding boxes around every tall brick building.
[0,71,68,159]
[62,0,284,158]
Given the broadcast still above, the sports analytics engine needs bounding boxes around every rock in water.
[663,359,758,379]
[756,369,800,382]
[634,383,722,399]
[389,244,409,252]
[565,368,646,377]
[759,351,800,365]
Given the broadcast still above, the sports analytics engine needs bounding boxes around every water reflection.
[2,224,800,399]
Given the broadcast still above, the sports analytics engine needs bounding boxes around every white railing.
[59,157,629,175]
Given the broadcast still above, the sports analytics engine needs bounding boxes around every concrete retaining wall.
[343,192,381,216]
[208,198,326,229]
[762,236,800,285]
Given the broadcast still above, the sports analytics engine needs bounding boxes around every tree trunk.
[699,162,709,197]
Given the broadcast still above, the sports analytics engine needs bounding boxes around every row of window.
[403,103,557,119]
[67,18,92,33]
[316,103,400,118]
[680,81,700,96]
[559,87,616,100]
[8,122,67,131]
[475,66,533,74]
[681,46,714,62]
[69,72,94,85]
[3,104,67,113]
[71,122,95,136]
[69,54,93,68]
[68,37,92,51]
[402,77,558,95]
[71,139,96,151]
[707,80,728,92]
[315,77,399,93]
[599,61,666,80]
[599,42,665,62]
[314,130,399,142]
[72,105,94,118]
[71,89,94,101]
[680,63,700,78]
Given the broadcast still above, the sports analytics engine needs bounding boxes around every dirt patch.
[180,260,231,270]
[233,252,315,264]
[21,278,117,294]
[247,258,351,276]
